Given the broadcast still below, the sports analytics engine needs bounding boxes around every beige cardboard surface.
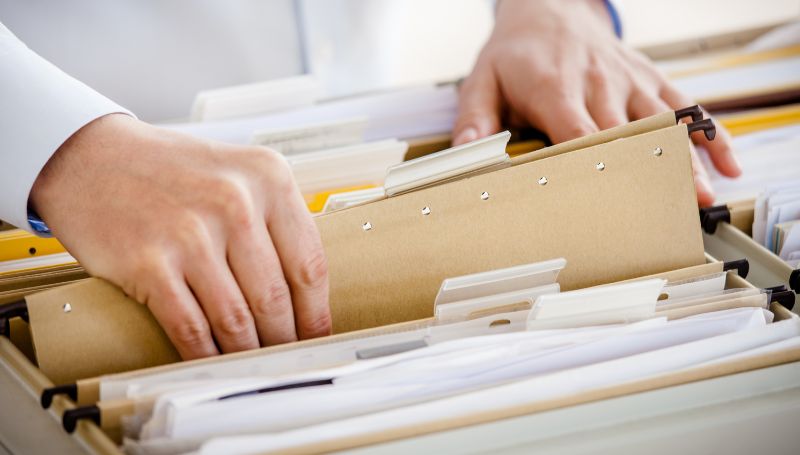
[511,111,675,166]
[9,317,35,364]
[0,268,89,293]
[72,268,786,439]
[0,280,84,305]
[728,199,756,235]
[0,262,83,279]
[68,262,741,409]
[615,262,723,285]
[656,294,767,319]
[26,278,181,384]
[318,124,704,332]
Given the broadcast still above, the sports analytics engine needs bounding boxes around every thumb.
[452,67,502,146]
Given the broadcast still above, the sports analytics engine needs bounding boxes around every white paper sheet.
[196,316,800,455]
[161,84,458,145]
[150,309,765,443]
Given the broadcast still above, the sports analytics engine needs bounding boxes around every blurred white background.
[1,0,798,122]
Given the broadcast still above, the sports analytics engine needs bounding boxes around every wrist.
[29,113,137,223]
[494,0,616,37]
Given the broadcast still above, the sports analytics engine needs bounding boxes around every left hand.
[453,0,741,206]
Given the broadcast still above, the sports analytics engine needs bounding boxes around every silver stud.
[421,206,431,215]
[362,222,372,231]
[538,176,548,186]
[63,303,72,313]
[596,162,605,171]
[653,147,663,157]
[480,191,490,200]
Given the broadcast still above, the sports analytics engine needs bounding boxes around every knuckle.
[536,73,563,93]
[585,64,607,87]
[131,253,168,285]
[242,146,295,196]
[251,279,293,318]
[213,305,254,338]
[300,311,333,339]
[170,319,212,349]
[174,212,210,247]
[215,178,253,217]
[297,249,328,289]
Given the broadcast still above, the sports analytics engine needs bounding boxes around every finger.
[585,69,629,130]
[690,143,716,207]
[145,271,220,360]
[534,100,599,144]
[453,65,503,145]
[627,89,671,120]
[185,243,260,353]
[268,177,331,340]
[228,221,298,346]
[660,84,742,178]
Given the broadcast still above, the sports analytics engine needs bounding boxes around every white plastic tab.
[384,130,511,196]
[435,258,566,306]
[657,272,728,304]
[322,187,386,213]
[435,283,560,323]
[528,278,665,330]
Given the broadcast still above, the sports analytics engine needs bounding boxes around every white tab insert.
[384,130,511,196]
[434,259,566,322]
[528,278,665,330]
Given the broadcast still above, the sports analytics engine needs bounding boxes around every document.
[287,139,407,195]
[104,260,789,455]
[703,126,800,203]
[751,180,800,264]
[163,84,458,145]
[193,316,800,455]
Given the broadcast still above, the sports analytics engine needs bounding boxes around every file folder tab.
[528,279,665,329]
[384,130,511,196]
[434,259,565,305]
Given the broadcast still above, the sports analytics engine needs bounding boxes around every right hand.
[30,114,331,359]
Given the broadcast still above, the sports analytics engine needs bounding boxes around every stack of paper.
[661,40,800,111]
[753,181,800,266]
[288,139,408,197]
[189,75,320,122]
[701,123,800,203]
[164,83,458,146]
[70,258,793,455]
[250,117,367,155]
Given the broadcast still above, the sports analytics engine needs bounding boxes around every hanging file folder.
[1,108,715,384]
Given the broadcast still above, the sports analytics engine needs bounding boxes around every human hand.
[30,114,331,359]
[453,0,741,206]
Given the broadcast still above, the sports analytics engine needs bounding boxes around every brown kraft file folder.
[19,112,706,383]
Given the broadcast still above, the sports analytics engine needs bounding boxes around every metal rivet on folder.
[480,191,490,200]
[653,147,663,157]
[362,222,372,231]
[63,303,72,313]
[421,206,431,215]
[538,176,548,186]
[596,162,605,171]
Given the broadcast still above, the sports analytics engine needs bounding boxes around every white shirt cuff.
[0,22,133,234]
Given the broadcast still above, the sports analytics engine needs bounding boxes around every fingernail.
[453,127,478,146]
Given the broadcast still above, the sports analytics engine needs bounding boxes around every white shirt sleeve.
[0,22,133,233]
